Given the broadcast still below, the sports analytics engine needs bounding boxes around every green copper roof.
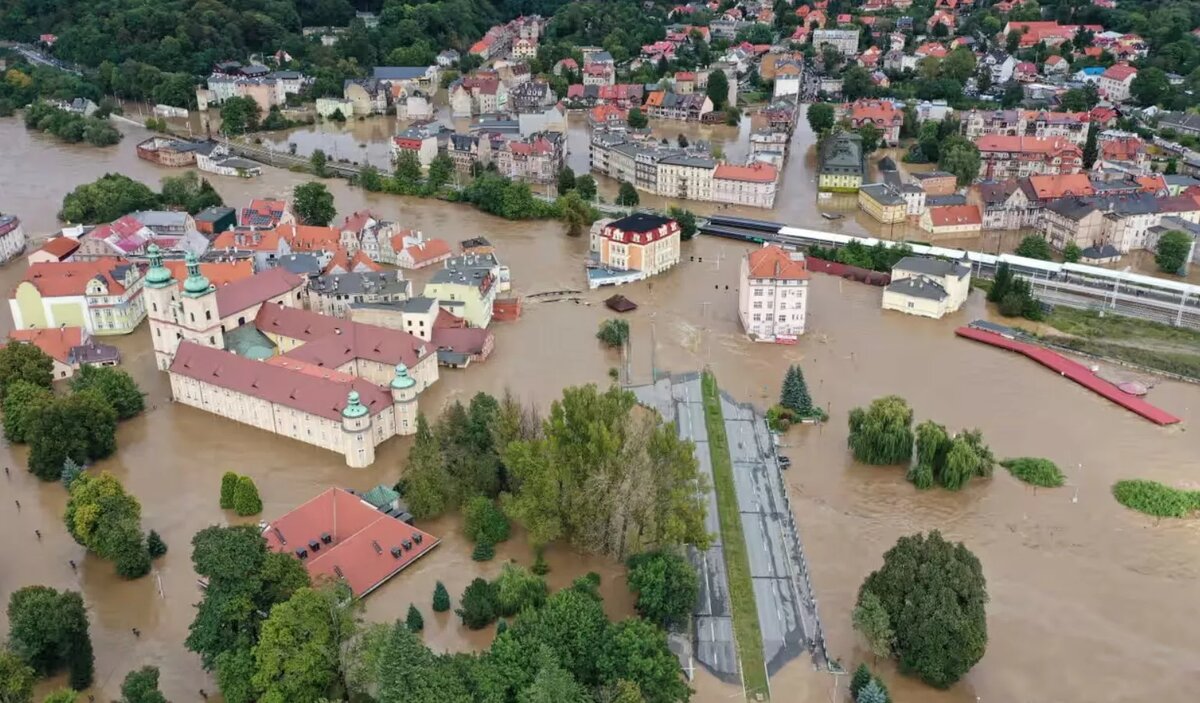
[390,363,416,390]
[223,324,277,360]
[181,251,212,297]
[342,390,369,419]
[361,484,400,509]
[144,244,174,288]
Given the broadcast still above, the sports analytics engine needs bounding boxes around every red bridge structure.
[955,325,1181,426]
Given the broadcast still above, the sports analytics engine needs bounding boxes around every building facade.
[591,214,682,281]
[881,256,971,319]
[738,245,810,343]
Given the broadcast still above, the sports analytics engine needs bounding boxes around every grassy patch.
[1112,479,1200,518]
[1043,336,1200,381]
[1000,457,1065,488]
[1044,308,1200,345]
[700,372,768,701]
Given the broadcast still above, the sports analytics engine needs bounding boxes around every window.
[752,314,761,321]
[209,336,215,345]
[189,312,195,323]
[152,302,157,312]
[206,310,212,321]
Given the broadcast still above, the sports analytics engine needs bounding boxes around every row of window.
[751,313,804,322]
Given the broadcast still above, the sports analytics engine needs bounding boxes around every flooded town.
[2,3,1200,703]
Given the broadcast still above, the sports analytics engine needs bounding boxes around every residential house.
[843,100,903,146]
[437,49,460,67]
[881,256,971,319]
[422,253,502,328]
[919,204,983,237]
[448,133,492,174]
[589,214,682,289]
[240,199,294,229]
[343,79,389,116]
[1099,63,1138,102]
[509,80,554,113]
[713,163,779,208]
[308,270,411,318]
[1044,54,1069,75]
[818,132,864,192]
[960,109,1090,146]
[738,244,810,343]
[813,29,861,57]
[211,228,293,270]
[394,235,453,270]
[976,135,1084,179]
[495,132,563,184]
[10,260,146,335]
[644,91,713,121]
[391,127,440,169]
[910,171,959,197]
[4,327,120,380]
[973,180,1040,230]
[858,184,908,223]
[982,50,1017,84]
[773,61,803,98]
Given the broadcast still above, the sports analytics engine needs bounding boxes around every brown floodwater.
[2,117,1200,703]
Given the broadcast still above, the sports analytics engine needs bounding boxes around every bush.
[531,550,550,575]
[219,472,239,509]
[597,319,630,348]
[146,529,168,558]
[114,531,152,580]
[432,581,451,612]
[1000,458,1065,488]
[494,562,548,617]
[406,604,424,632]
[232,475,262,516]
[463,496,510,545]
[456,578,499,629]
[1112,479,1200,518]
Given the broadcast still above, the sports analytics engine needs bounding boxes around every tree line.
[23,100,121,147]
[59,172,224,224]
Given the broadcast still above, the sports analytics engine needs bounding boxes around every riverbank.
[1035,308,1200,382]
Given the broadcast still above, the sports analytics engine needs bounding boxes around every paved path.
[632,374,740,684]
[719,393,828,673]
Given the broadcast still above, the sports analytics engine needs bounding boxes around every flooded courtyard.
[1,117,1199,702]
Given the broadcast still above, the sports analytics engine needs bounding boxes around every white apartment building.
[738,245,810,343]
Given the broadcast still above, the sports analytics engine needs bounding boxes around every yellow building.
[881,256,972,319]
[9,260,145,336]
[818,131,864,193]
[858,184,907,223]
[422,253,501,328]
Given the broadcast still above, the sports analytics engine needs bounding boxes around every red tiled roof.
[212,228,284,252]
[674,71,696,81]
[847,99,902,126]
[1099,136,1145,162]
[928,204,982,227]
[401,238,451,265]
[257,302,433,369]
[1025,174,1094,199]
[976,135,1082,156]
[169,341,394,421]
[35,237,80,260]
[1136,174,1167,193]
[340,211,376,234]
[747,245,810,280]
[1102,63,1137,81]
[264,487,438,597]
[276,223,342,253]
[714,162,779,183]
[20,260,131,297]
[7,327,83,364]
[215,267,305,318]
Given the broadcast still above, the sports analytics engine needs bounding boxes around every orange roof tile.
[1026,174,1094,199]
[20,260,132,297]
[164,259,255,290]
[7,327,83,364]
[35,237,81,260]
[747,245,810,280]
[402,238,452,265]
[715,162,779,183]
[928,205,982,227]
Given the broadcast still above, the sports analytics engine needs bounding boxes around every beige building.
[146,245,439,467]
[738,245,810,343]
[881,256,971,319]
[713,163,779,208]
[919,204,983,238]
[592,214,682,279]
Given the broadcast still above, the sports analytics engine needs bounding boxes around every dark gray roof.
[893,256,968,279]
[400,296,438,314]
[310,270,410,297]
[886,275,948,301]
[911,170,955,181]
[819,132,863,176]
[977,180,1019,205]
[69,342,120,365]
[1081,244,1120,259]
[460,236,491,249]
[275,253,323,276]
[373,66,430,80]
[860,183,905,206]
[925,194,968,207]
[195,206,235,223]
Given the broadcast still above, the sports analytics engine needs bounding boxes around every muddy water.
[2,117,1200,703]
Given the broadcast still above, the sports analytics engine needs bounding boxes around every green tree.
[667,207,697,241]
[219,96,262,135]
[159,171,223,214]
[356,165,385,192]
[806,102,835,133]
[3,380,52,443]
[856,123,883,156]
[849,663,871,699]
[495,562,549,617]
[147,529,168,558]
[908,420,947,490]
[519,652,589,703]
[70,365,144,419]
[113,527,152,579]
[937,137,981,187]
[427,153,455,192]
[1000,81,1024,108]
[0,341,53,391]
[575,175,598,201]
[472,541,496,561]
[220,471,239,509]
[847,396,914,465]
[596,319,630,348]
[987,262,1012,303]
[310,149,329,177]
[596,618,689,703]
[232,475,263,516]
[464,496,511,545]
[557,191,596,237]
[59,174,160,224]
[857,679,887,703]
[1155,230,1192,274]
[252,586,354,703]
[626,551,697,628]
[616,181,639,207]
[432,581,451,612]
[941,47,977,83]
[1062,241,1082,263]
[858,531,988,688]
[61,457,84,488]
[6,587,93,689]
[1014,234,1053,260]
[852,590,894,661]
[842,66,874,101]
[292,182,336,226]
[1082,123,1099,169]
[119,666,167,703]
[0,649,34,703]
[404,414,451,519]
[374,621,471,702]
[457,578,500,630]
[1131,67,1171,107]
[64,471,150,576]
[407,604,425,633]
[626,108,648,129]
[41,690,77,703]
[706,69,729,110]
[780,365,813,415]
[215,648,256,703]
[557,167,577,195]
